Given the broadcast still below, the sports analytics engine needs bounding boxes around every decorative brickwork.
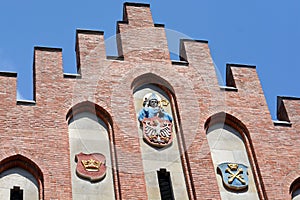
[0,2,299,200]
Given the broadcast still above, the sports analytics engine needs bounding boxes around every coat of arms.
[217,162,249,191]
[75,152,106,182]
[142,116,173,147]
[138,93,173,148]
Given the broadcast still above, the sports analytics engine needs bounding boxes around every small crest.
[217,162,249,191]
[75,152,106,182]
[142,116,173,148]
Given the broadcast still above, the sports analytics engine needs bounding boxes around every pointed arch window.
[66,101,118,200]
[290,177,300,199]
[157,169,174,200]
[205,112,265,199]
[0,155,43,200]
[132,73,190,200]
[10,186,23,200]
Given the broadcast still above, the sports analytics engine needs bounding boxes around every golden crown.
[227,163,239,171]
[160,99,169,107]
[81,159,102,172]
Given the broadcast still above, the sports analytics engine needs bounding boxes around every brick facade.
[0,2,299,199]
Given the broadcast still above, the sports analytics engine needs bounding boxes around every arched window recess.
[66,101,113,129]
[205,112,267,200]
[66,101,120,200]
[290,177,300,199]
[0,154,44,200]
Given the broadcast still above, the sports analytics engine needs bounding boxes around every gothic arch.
[131,72,179,140]
[66,101,119,200]
[131,73,179,142]
[131,72,175,95]
[290,177,300,199]
[131,73,192,200]
[205,112,251,142]
[0,154,44,199]
[205,112,267,199]
[66,100,113,128]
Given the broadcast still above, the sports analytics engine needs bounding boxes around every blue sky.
[0,0,299,120]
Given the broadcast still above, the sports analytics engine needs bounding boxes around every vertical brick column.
[33,47,64,103]
[32,46,72,199]
[0,72,17,107]
[274,97,300,199]
[117,3,170,62]
[177,40,222,199]
[76,30,106,77]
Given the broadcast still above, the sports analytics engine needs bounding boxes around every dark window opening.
[10,186,23,200]
[157,168,174,200]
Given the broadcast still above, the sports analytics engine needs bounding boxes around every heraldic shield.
[217,162,249,191]
[75,152,106,182]
[142,116,173,148]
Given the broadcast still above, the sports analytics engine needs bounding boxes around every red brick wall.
[0,2,299,200]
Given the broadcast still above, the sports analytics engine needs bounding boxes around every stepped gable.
[0,2,298,200]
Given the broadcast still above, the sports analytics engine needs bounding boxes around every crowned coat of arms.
[75,152,106,182]
[217,162,249,191]
[138,93,173,148]
[142,116,173,147]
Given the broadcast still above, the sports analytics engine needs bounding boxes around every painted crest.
[138,93,173,148]
[217,162,249,191]
[142,116,173,147]
[75,152,106,182]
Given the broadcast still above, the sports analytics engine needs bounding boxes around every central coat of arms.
[138,93,173,148]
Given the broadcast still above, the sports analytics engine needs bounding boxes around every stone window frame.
[0,154,44,200]
[10,186,23,200]
[66,100,120,199]
[204,112,267,199]
[131,73,194,199]
[157,168,175,200]
[290,177,300,199]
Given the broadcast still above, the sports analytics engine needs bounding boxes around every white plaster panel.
[292,188,300,199]
[210,150,235,166]
[207,123,259,200]
[134,85,189,200]
[69,112,115,200]
[220,191,260,200]
[0,168,39,200]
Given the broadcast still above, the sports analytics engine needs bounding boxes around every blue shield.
[217,162,249,191]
